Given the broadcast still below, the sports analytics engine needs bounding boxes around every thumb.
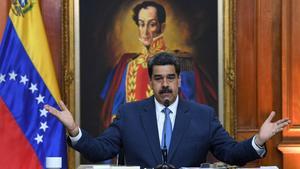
[265,111,276,123]
[59,100,69,111]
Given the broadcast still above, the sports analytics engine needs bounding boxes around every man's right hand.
[44,101,79,137]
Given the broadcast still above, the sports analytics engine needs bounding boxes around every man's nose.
[162,78,169,87]
[142,26,150,36]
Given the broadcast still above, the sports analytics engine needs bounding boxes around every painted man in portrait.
[100,1,217,128]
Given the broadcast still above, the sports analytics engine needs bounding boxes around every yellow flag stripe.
[9,0,61,103]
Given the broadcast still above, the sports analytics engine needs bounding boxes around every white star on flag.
[36,94,45,104]
[20,75,29,85]
[39,108,48,117]
[29,83,38,93]
[9,71,17,80]
[34,134,43,144]
[39,121,49,132]
[0,74,5,84]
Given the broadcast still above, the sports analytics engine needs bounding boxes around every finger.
[265,111,276,123]
[44,105,60,117]
[277,127,284,132]
[276,118,290,125]
[59,100,69,111]
[277,120,291,128]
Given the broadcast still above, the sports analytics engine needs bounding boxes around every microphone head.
[163,100,170,107]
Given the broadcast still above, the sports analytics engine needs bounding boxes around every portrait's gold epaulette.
[167,50,194,71]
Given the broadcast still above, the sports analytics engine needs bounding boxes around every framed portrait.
[62,0,236,167]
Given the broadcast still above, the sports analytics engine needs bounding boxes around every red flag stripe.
[0,97,42,169]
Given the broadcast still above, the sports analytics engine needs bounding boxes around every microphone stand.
[155,103,175,169]
[155,140,175,169]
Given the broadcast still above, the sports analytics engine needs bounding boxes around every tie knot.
[163,107,172,115]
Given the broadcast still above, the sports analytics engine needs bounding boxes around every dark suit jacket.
[71,96,261,168]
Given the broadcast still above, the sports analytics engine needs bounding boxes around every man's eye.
[154,77,163,81]
[167,75,176,80]
[138,22,145,27]
[150,23,157,27]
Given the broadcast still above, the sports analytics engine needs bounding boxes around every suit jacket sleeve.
[68,114,123,162]
[208,110,261,166]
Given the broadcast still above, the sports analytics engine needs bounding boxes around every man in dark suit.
[45,52,290,168]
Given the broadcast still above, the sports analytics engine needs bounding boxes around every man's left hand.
[255,111,291,146]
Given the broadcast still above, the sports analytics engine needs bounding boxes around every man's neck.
[141,34,167,57]
[154,95,179,113]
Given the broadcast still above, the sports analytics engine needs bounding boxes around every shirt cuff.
[252,135,266,157]
[69,127,82,145]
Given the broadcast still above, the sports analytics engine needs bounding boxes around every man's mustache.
[159,87,172,94]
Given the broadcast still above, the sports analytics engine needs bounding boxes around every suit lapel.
[168,99,191,161]
[140,97,162,164]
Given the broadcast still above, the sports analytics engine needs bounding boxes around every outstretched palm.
[44,101,77,135]
[256,111,290,146]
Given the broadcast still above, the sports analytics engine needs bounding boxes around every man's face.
[138,6,163,47]
[150,65,181,105]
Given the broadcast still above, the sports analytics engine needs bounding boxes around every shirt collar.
[154,95,179,114]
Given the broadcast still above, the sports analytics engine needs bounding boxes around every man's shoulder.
[120,96,153,108]
[184,100,218,121]
[181,99,215,113]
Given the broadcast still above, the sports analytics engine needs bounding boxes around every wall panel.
[279,0,300,168]
[236,0,283,167]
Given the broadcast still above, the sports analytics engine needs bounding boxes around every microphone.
[155,100,175,169]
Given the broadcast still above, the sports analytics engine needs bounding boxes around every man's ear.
[149,78,153,89]
[160,23,166,33]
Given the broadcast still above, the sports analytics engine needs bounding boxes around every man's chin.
[139,39,152,46]
[143,42,152,47]
[160,95,172,102]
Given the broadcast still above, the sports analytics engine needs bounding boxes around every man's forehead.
[138,6,158,21]
[153,73,176,77]
[152,65,176,74]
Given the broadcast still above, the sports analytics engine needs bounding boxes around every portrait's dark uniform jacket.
[69,96,261,168]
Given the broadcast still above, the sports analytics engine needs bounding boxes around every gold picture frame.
[62,0,236,168]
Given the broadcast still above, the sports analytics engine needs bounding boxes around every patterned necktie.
[161,107,172,150]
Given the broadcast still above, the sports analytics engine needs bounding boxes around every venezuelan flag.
[0,0,67,168]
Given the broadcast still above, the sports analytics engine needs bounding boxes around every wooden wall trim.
[279,0,300,168]
[236,0,283,167]
[279,144,300,153]
[281,0,300,139]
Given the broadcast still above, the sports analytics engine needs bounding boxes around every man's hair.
[132,1,166,25]
[148,52,180,77]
